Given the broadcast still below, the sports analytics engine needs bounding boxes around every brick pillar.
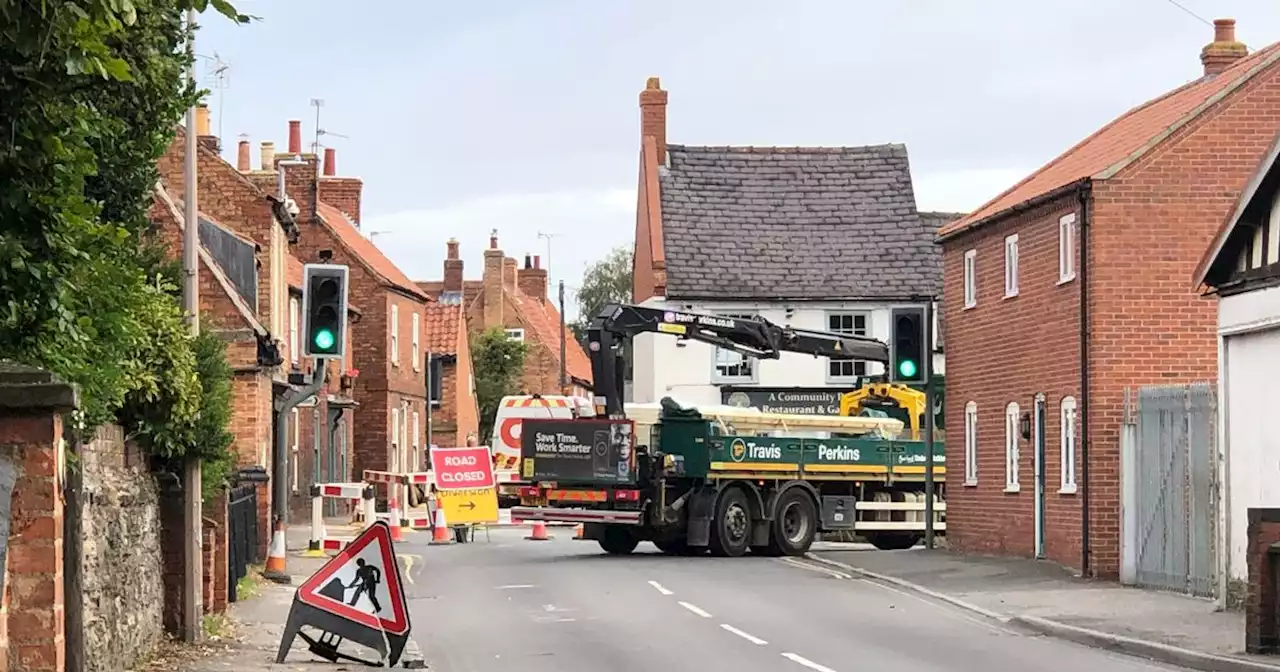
[206,490,228,614]
[0,363,79,672]
[201,528,214,613]
[1246,508,1280,654]
[158,484,184,634]
[254,481,270,563]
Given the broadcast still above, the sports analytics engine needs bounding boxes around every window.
[1004,402,1020,491]
[390,407,401,472]
[289,297,300,365]
[505,328,525,342]
[1004,234,1019,297]
[428,356,443,407]
[712,313,756,382]
[412,312,421,371]
[963,250,977,309]
[826,311,869,382]
[290,408,299,492]
[412,410,421,469]
[964,402,978,486]
[390,305,400,366]
[1060,396,1078,493]
[1059,213,1077,283]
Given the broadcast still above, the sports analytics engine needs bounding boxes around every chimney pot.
[1201,17,1248,76]
[260,141,276,169]
[489,232,499,250]
[533,255,541,269]
[1215,18,1236,43]
[524,254,532,269]
[323,147,336,176]
[236,137,251,172]
[446,238,460,260]
[288,120,302,154]
[194,104,211,136]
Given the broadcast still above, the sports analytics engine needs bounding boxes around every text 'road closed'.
[429,446,497,491]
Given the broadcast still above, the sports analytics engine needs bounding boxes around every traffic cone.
[573,524,585,540]
[262,520,290,583]
[430,507,453,545]
[526,520,551,541]
[389,496,404,543]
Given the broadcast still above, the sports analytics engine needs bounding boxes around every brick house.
[413,241,481,447]
[937,18,1280,578]
[244,120,433,490]
[420,235,592,412]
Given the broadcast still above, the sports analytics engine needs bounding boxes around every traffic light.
[890,306,926,384]
[302,264,349,359]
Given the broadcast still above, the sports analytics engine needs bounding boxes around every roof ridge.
[669,143,905,153]
[313,200,430,301]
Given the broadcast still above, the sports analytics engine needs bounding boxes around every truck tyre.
[709,488,752,557]
[598,526,640,555]
[865,532,921,551]
[773,489,817,556]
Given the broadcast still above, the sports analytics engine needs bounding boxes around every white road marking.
[678,601,712,618]
[777,557,852,580]
[648,580,673,595]
[720,623,767,645]
[782,652,838,672]
[495,584,536,590]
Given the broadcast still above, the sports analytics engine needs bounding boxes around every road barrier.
[307,482,376,556]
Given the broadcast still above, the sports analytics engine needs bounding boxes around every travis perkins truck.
[511,304,945,557]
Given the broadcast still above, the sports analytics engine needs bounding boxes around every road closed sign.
[430,446,496,491]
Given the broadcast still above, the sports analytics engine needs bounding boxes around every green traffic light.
[898,359,918,379]
[313,328,335,351]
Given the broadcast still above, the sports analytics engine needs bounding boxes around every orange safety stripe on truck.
[546,489,608,502]
[502,397,570,408]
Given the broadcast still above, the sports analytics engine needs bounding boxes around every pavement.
[807,541,1280,672]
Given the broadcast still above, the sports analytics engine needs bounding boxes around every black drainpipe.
[1077,180,1093,577]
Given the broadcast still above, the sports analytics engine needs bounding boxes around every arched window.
[1005,402,1020,491]
[964,402,978,485]
[1060,396,1078,493]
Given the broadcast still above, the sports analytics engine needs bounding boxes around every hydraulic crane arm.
[586,304,889,417]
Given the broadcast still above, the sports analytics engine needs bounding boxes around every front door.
[1033,393,1047,559]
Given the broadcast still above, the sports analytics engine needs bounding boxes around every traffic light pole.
[265,362,327,583]
[923,299,937,550]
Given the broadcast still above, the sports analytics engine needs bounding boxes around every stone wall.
[69,425,163,672]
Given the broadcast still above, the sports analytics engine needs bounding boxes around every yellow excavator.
[839,382,928,440]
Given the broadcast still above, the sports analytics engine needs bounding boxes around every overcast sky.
[198,0,1280,319]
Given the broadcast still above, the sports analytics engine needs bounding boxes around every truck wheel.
[773,489,817,556]
[865,532,921,551]
[709,488,752,557]
[598,526,640,555]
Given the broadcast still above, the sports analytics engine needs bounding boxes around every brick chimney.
[1202,18,1248,77]
[194,104,219,153]
[503,257,518,294]
[260,141,275,170]
[279,121,319,225]
[236,136,251,172]
[288,120,303,154]
[482,232,505,327]
[518,254,548,301]
[444,238,463,293]
[640,77,668,160]
[318,147,364,225]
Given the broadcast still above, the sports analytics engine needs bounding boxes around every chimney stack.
[288,120,302,154]
[237,136,251,172]
[482,232,504,327]
[444,238,463,293]
[503,257,518,293]
[639,76,669,161]
[1201,18,1248,77]
[260,141,276,170]
[194,104,211,136]
[323,147,336,176]
[518,254,549,301]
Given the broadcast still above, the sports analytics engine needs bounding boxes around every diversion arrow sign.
[460,502,476,510]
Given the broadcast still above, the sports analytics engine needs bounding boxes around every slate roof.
[659,144,937,300]
[938,43,1280,240]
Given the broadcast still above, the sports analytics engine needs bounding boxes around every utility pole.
[181,4,204,644]
[559,281,567,393]
[923,298,937,550]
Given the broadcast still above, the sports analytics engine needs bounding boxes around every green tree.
[571,245,633,343]
[472,328,529,442]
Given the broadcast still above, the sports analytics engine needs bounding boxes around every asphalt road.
[397,527,1190,672]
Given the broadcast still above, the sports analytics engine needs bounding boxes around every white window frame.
[824,310,870,383]
[390,407,401,473]
[289,296,300,365]
[505,328,525,342]
[390,304,400,366]
[963,249,977,309]
[1058,213,1077,284]
[1004,234,1019,298]
[1005,401,1020,492]
[412,312,421,371]
[412,409,421,469]
[964,401,978,486]
[290,408,300,492]
[712,313,758,383]
[1060,396,1078,494]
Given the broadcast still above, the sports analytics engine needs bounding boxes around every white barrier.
[306,482,376,556]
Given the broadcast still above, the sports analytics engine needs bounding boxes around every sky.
[197,0,1280,319]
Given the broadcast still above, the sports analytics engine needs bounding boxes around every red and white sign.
[297,521,411,636]
[429,446,496,491]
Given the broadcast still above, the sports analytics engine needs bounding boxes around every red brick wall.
[454,323,480,443]
[319,177,362,225]
[1246,508,1280,653]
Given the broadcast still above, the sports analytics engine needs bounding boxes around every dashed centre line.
[678,601,713,618]
[782,652,839,672]
[720,623,767,645]
[648,580,673,595]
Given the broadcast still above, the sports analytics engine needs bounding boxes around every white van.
[491,394,594,501]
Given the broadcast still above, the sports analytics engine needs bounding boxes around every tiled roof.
[423,302,463,356]
[510,295,593,384]
[938,45,1280,239]
[314,201,429,301]
[659,144,935,300]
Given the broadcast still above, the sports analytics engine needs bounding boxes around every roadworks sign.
[437,487,498,525]
[297,520,411,636]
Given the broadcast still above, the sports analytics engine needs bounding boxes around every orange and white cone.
[389,496,404,543]
[526,520,551,541]
[430,507,453,545]
[263,520,289,581]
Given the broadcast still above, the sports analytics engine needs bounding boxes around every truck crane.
[512,304,944,557]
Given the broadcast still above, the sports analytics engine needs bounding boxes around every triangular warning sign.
[296,521,411,637]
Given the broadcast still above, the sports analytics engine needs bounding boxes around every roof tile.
[315,201,429,300]
[509,294,593,385]
[423,302,463,355]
